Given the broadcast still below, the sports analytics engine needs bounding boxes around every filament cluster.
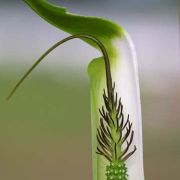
[96,83,136,179]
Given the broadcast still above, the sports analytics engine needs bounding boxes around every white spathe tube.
[113,32,145,180]
[88,31,145,180]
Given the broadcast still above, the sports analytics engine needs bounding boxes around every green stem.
[7,34,113,101]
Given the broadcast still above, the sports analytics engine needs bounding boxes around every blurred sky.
[0,0,179,94]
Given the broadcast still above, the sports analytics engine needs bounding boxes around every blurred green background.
[0,0,179,180]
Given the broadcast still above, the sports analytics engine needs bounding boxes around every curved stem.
[7,34,113,102]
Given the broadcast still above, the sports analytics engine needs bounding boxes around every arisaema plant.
[7,0,145,180]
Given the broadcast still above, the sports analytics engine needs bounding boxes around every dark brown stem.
[7,34,113,101]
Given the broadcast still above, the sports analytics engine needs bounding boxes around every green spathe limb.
[23,0,124,55]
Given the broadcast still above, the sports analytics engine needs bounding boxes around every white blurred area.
[0,0,179,93]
